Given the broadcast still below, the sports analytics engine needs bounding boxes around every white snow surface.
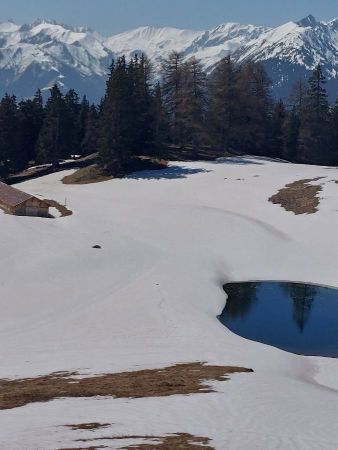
[1,157,338,449]
[104,26,202,64]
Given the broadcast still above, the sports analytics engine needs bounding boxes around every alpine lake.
[219,281,338,358]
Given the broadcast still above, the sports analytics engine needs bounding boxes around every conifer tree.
[128,54,154,154]
[181,56,207,148]
[17,90,44,169]
[282,107,300,162]
[269,99,286,158]
[298,65,330,163]
[64,89,81,156]
[161,51,185,146]
[152,82,169,155]
[208,56,240,151]
[81,104,98,156]
[236,61,272,154]
[78,96,90,155]
[329,99,338,164]
[36,84,71,165]
[0,94,19,176]
[98,57,133,171]
[289,78,307,109]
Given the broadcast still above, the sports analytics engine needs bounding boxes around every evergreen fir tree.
[208,56,240,151]
[181,56,207,149]
[329,99,338,164]
[78,96,90,155]
[81,104,98,156]
[0,94,19,176]
[36,84,71,165]
[269,99,286,158]
[282,107,300,162]
[161,51,185,146]
[152,82,169,155]
[17,90,44,169]
[289,78,307,109]
[64,89,81,156]
[298,65,330,163]
[98,57,133,172]
[128,54,154,154]
[236,61,272,154]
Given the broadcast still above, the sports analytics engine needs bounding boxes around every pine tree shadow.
[211,157,265,165]
[127,165,211,180]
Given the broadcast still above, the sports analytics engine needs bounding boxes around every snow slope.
[1,157,338,449]
[105,26,202,65]
[2,15,338,100]
[233,15,338,97]
[0,19,113,100]
[184,22,269,70]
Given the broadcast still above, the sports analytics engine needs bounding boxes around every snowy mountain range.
[1,14,338,101]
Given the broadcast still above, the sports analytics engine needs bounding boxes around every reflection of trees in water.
[223,282,318,332]
[223,283,260,318]
[281,283,318,332]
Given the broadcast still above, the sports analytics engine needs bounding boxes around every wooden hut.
[0,182,50,217]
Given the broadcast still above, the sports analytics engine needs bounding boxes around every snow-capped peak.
[1,16,338,101]
[104,25,202,63]
[296,14,320,28]
[327,18,338,30]
[0,20,20,33]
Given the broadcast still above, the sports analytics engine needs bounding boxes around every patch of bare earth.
[62,158,168,185]
[44,199,73,217]
[0,363,253,410]
[60,447,107,450]
[269,177,324,215]
[121,433,214,450]
[62,165,113,185]
[65,423,111,431]
[73,433,214,450]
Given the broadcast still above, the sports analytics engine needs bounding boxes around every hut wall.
[15,198,49,217]
[0,200,15,214]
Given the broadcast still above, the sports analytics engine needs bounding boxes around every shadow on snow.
[127,165,211,180]
[211,156,289,165]
[211,157,265,165]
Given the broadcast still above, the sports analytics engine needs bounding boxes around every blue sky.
[1,0,338,35]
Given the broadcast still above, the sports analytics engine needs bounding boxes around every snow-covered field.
[1,157,338,450]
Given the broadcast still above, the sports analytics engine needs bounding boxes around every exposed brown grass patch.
[165,145,232,162]
[269,177,324,214]
[44,199,73,217]
[60,449,102,450]
[123,433,214,449]
[65,423,111,431]
[75,433,214,450]
[62,158,168,185]
[0,363,252,410]
[60,447,107,450]
[62,165,113,185]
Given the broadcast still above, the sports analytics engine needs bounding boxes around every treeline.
[0,52,338,177]
[0,87,98,176]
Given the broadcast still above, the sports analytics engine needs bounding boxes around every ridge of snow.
[104,25,203,62]
[2,16,338,99]
[234,17,338,71]
[185,22,270,69]
[0,20,20,33]
[296,14,320,28]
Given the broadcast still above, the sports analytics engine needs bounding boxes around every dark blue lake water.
[219,282,338,358]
